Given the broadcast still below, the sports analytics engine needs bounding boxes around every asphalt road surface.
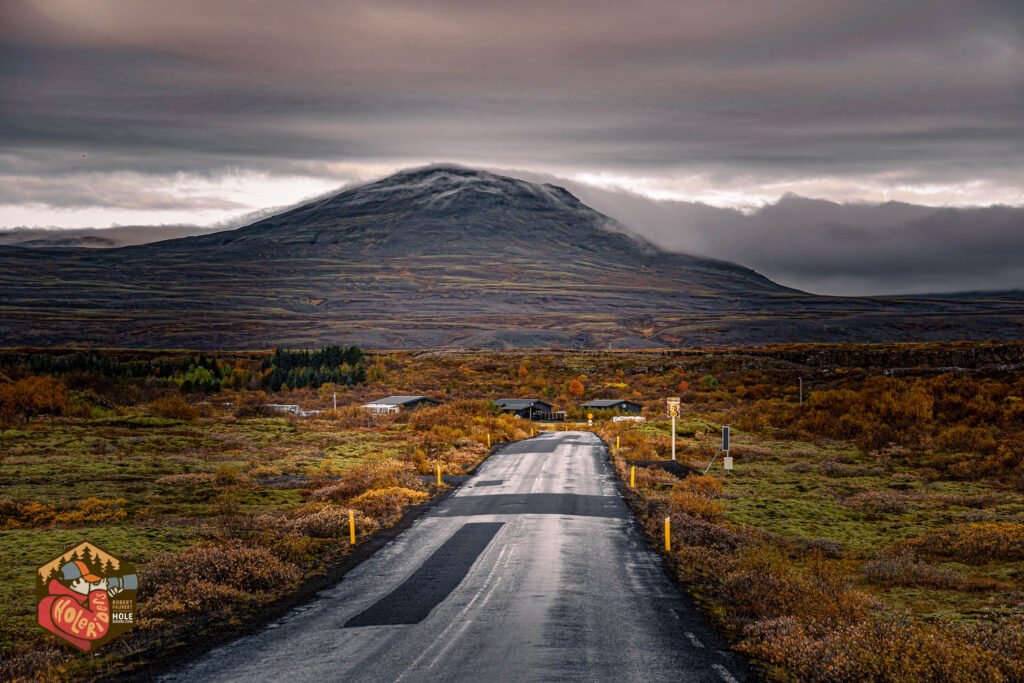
[163,431,750,682]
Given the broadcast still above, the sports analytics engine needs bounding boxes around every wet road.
[163,431,749,682]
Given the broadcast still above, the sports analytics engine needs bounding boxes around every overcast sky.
[2,0,1023,294]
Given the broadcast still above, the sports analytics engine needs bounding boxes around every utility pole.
[333,392,337,410]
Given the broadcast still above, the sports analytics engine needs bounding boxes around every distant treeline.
[1,351,226,392]
[260,346,367,391]
[1,346,367,393]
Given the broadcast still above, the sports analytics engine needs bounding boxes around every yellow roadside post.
[664,517,671,552]
[487,433,491,448]
[437,462,442,486]
[349,510,356,545]
[630,466,635,488]
[616,436,620,451]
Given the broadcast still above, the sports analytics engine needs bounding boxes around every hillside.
[0,165,1022,349]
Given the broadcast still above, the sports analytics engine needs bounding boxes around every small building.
[363,395,441,415]
[494,398,555,420]
[579,399,643,415]
[265,404,323,418]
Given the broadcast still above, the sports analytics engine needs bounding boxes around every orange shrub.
[741,614,1024,683]
[0,375,68,423]
[308,459,420,502]
[349,487,429,519]
[676,475,723,498]
[140,540,300,598]
[52,497,128,525]
[910,521,1024,563]
[667,490,724,521]
[861,549,966,589]
[148,395,199,420]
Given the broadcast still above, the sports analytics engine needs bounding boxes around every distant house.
[494,398,555,420]
[362,395,441,415]
[265,403,323,418]
[579,399,643,415]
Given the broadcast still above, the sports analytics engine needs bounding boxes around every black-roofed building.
[362,395,441,414]
[494,398,554,420]
[579,399,643,414]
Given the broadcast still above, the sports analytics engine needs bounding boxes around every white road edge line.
[713,663,739,683]
[685,631,704,648]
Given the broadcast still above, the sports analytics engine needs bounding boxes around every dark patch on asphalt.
[499,439,562,454]
[344,522,504,627]
[474,480,504,486]
[437,493,621,518]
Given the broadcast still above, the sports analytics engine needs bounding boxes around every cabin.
[362,395,441,415]
[579,399,643,415]
[494,398,557,420]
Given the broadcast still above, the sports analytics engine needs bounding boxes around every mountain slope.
[0,165,1021,349]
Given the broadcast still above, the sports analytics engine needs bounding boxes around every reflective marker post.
[631,466,635,488]
[664,517,671,552]
[349,510,356,545]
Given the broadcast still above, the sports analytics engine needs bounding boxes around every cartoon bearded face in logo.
[37,560,124,651]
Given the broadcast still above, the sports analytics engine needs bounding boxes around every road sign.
[723,456,733,471]
[667,397,680,418]
[722,426,730,452]
[587,413,594,420]
[667,397,680,460]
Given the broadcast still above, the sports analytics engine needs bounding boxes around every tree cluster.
[261,346,367,391]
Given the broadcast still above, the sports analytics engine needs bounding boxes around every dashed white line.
[685,631,704,648]
[713,663,739,683]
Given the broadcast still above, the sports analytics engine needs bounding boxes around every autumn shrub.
[329,404,376,427]
[155,472,216,486]
[740,614,1024,683]
[52,497,128,525]
[722,546,872,627]
[143,581,245,619]
[148,395,199,420]
[909,521,1024,563]
[732,445,775,461]
[935,425,998,454]
[234,391,271,418]
[819,460,871,478]
[409,400,493,430]
[349,487,430,519]
[862,549,966,589]
[633,465,679,487]
[140,540,300,599]
[307,459,420,502]
[664,511,748,552]
[0,375,68,423]
[0,499,58,527]
[286,504,378,539]
[668,491,724,521]
[676,474,723,498]
[844,490,911,515]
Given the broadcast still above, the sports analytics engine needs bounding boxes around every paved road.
[164,431,749,682]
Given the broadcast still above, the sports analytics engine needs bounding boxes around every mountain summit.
[0,165,1021,349]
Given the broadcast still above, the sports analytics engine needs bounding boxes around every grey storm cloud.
[2,0,1023,178]
[1,0,1023,295]
[546,179,1024,296]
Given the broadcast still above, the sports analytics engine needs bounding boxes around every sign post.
[666,397,680,461]
[704,425,732,475]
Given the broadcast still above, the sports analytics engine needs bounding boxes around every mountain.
[0,165,1022,349]
[0,225,225,249]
